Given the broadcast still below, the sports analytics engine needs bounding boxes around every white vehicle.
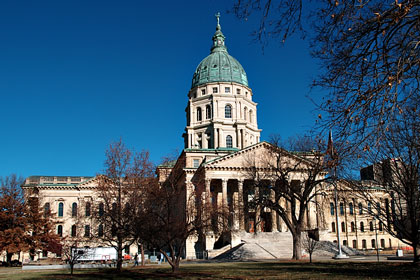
[72,247,117,262]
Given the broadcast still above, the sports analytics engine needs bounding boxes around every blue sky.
[0,0,322,178]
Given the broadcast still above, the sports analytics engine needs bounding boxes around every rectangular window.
[340,202,344,215]
[84,225,90,237]
[201,89,206,95]
[213,87,218,93]
[236,88,241,94]
[193,159,200,168]
[225,87,230,93]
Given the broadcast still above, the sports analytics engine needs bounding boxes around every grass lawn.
[0,261,419,279]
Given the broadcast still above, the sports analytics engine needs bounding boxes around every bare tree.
[302,232,320,263]
[243,135,329,260]
[352,107,420,263]
[134,156,227,273]
[93,140,154,273]
[232,0,420,155]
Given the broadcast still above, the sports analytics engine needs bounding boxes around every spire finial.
[215,12,221,29]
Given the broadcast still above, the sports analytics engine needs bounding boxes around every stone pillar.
[214,128,218,148]
[222,179,228,210]
[205,179,211,206]
[255,186,261,232]
[238,180,245,230]
[271,188,278,232]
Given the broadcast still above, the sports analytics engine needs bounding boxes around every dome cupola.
[191,13,248,89]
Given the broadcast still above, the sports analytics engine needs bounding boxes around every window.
[201,89,206,95]
[369,221,374,231]
[226,135,233,148]
[72,202,77,217]
[340,202,344,215]
[343,240,347,246]
[71,225,76,237]
[359,203,363,215]
[376,202,381,216]
[378,222,383,231]
[84,225,90,237]
[360,222,364,232]
[42,250,47,258]
[225,104,232,118]
[98,224,104,237]
[212,87,218,93]
[58,202,64,217]
[225,87,230,93]
[332,222,336,232]
[380,239,385,248]
[249,110,253,123]
[351,222,355,232]
[349,202,354,215]
[193,159,200,168]
[236,88,241,94]
[99,203,104,217]
[57,225,63,237]
[85,202,91,217]
[352,240,357,248]
[341,222,346,232]
[371,239,376,248]
[206,105,211,119]
[362,239,367,249]
[330,202,335,215]
[197,107,202,121]
[44,203,50,217]
[368,202,372,214]
[244,107,248,120]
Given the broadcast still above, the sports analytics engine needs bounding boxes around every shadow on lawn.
[236,262,420,279]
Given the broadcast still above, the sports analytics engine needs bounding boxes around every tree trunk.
[141,244,145,266]
[70,262,74,275]
[309,252,312,263]
[6,252,13,266]
[413,244,419,264]
[116,242,123,273]
[292,231,302,260]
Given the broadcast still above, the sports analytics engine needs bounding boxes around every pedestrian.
[134,253,139,266]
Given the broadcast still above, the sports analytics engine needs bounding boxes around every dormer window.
[237,89,241,94]
[213,87,218,93]
[225,87,230,93]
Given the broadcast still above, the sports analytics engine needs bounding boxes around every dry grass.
[0,261,419,279]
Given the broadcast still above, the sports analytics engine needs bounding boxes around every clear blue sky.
[0,0,322,178]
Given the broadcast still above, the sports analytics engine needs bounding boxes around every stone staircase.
[213,231,293,260]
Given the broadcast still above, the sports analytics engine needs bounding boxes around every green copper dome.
[191,14,248,89]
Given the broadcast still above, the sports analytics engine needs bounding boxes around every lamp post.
[373,217,380,262]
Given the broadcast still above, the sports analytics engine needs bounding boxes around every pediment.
[204,141,316,170]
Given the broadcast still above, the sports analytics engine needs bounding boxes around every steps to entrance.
[213,232,293,260]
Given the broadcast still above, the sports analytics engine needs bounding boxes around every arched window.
[379,222,383,231]
[249,110,253,123]
[371,239,376,248]
[99,202,104,217]
[244,107,248,120]
[58,202,64,217]
[330,202,335,215]
[368,202,372,214]
[206,105,212,119]
[44,203,50,217]
[197,107,202,121]
[225,104,232,118]
[331,222,336,232]
[72,202,77,217]
[71,225,76,237]
[369,221,374,231]
[352,240,357,248]
[84,225,90,237]
[349,202,354,215]
[98,224,104,237]
[340,202,344,215]
[341,222,346,232]
[351,222,355,232]
[226,135,233,148]
[85,202,91,217]
[359,203,363,215]
[362,239,367,249]
[360,222,364,232]
[57,225,63,237]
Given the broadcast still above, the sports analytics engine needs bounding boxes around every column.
[255,186,261,232]
[238,180,245,230]
[222,179,228,210]
[271,188,278,232]
[205,179,211,206]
